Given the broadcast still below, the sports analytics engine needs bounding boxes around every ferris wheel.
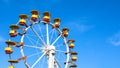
[5,10,78,68]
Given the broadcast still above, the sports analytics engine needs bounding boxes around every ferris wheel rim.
[19,21,70,68]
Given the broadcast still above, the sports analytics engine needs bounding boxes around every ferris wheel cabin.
[43,12,50,23]
[31,10,39,22]
[19,14,28,26]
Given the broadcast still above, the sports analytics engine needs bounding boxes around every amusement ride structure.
[5,10,78,68]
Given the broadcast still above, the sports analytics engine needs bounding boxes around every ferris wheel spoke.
[27,52,42,58]
[49,28,55,34]
[26,36,41,45]
[26,35,43,49]
[24,45,41,49]
[58,52,66,60]
[54,58,62,68]
[51,35,61,46]
[49,29,55,44]
[26,35,39,44]
[40,56,46,68]
[16,21,20,25]
[8,54,11,60]
[46,24,50,45]
[34,38,43,57]
[54,43,64,48]
[37,24,45,42]
[55,50,66,53]
[56,28,63,36]
[26,34,37,37]
[31,26,46,45]
[31,51,47,68]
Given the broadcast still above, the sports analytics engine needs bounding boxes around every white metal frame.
[19,20,70,68]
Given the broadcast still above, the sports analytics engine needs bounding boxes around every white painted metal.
[24,45,41,49]
[46,24,50,45]
[55,50,66,53]
[54,58,62,68]
[46,23,55,68]
[31,51,47,68]
[57,28,70,68]
[63,38,70,68]
[48,46,55,68]
[31,26,46,45]
[51,35,61,46]
[20,26,31,68]
[20,22,70,68]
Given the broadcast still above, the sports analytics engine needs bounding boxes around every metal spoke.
[16,21,19,25]
[54,43,64,48]
[26,34,37,37]
[37,24,45,43]
[35,37,42,68]
[40,56,46,68]
[49,29,55,44]
[51,35,61,46]
[54,58,62,68]
[24,45,41,49]
[27,52,42,58]
[55,50,66,53]
[31,26,46,45]
[26,35,41,48]
[46,24,50,45]
[31,51,47,68]
[26,35,38,44]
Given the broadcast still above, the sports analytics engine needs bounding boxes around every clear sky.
[0,0,120,68]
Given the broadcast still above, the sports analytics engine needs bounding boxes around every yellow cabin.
[19,19,26,25]
[8,66,14,68]
[43,16,50,23]
[9,30,17,37]
[10,30,15,34]
[64,31,68,34]
[71,56,77,61]
[69,43,74,48]
[5,47,12,50]
[54,21,60,28]
[31,10,39,22]
[19,19,26,23]
[62,28,69,37]
[43,12,50,23]
[31,14,38,22]
[44,16,50,19]
[54,18,60,28]
[55,22,60,25]
[32,14,38,18]
[5,47,13,54]
[63,31,68,37]
[70,43,74,46]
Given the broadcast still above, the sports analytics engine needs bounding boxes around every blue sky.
[0,0,120,68]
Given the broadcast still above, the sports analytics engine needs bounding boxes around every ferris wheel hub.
[41,45,55,54]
